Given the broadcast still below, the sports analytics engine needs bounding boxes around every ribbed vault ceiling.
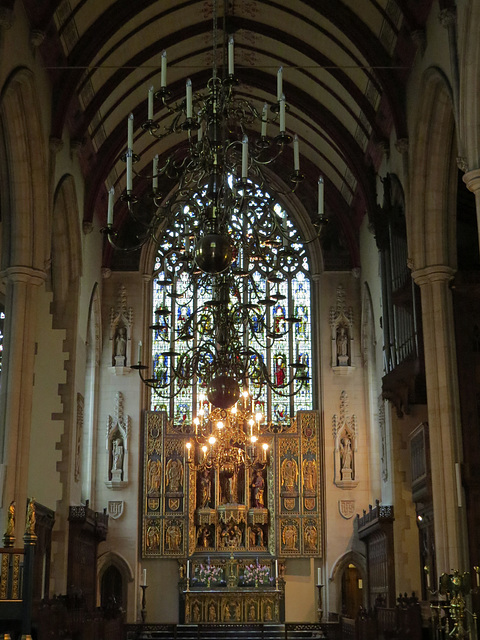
[20,0,434,270]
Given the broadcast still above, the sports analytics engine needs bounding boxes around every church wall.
[95,272,147,621]
[319,270,372,616]
[284,558,316,622]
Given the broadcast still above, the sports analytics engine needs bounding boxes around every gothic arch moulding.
[0,66,49,270]
[408,67,457,272]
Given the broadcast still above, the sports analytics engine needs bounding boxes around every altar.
[184,587,283,624]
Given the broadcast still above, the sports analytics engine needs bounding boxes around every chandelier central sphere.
[207,373,240,409]
[195,233,233,274]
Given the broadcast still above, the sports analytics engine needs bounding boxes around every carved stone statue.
[340,436,353,478]
[303,459,316,493]
[114,326,127,365]
[112,438,124,472]
[282,523,297,550]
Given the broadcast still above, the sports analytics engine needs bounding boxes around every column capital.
[1,266,46,286]
[411,264,455,287]
[462,168,480,194]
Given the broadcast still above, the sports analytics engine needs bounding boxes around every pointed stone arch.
[408,67,457,272]
[0,66,49,271]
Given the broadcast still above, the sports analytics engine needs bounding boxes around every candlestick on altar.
[140,584,148,623]
[316,584,324,622]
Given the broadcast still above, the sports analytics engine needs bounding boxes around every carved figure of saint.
[146,524,160,550]
[112,438,124,472]
[199,470,212,508]
[208,603,217,622]
[148,459,161,494]
[251,470,265,508]
[303,459,316,493]
[5,501,15,537]
[166,458,183,493]
[233,525,242,547]
[114,326,127,358]
[282,523,297,550]
[197,526,211,548]
[192,602,201,622]
[336,326,348,360]
[166,524,181,551]
[25,498,36,536]
[281,458,298,493]
[248,604,256,621]
[221,467,237,504]
[305,524,317,550]
[250,524,264,547]
[265,604,273,621]
[340,436,353,470]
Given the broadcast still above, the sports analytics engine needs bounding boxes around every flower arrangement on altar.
[243,561,271,585]
[196,563,223,585]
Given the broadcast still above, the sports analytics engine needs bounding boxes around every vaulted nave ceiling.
[21,0,434,269]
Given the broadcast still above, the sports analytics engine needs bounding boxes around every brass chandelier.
[111,0,325,410]
[185,390,269,471]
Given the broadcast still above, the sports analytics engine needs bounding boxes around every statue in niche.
[340,435,353,479]
[221,465,238,504]
[197,526,212,548]
[303,459,316,493]
[249,524,264,547]
[208,603,217,622]
[198,470,212,508]
[251,469,265,508]
[114,326,127,366]
[166,458,183,493]
[248,604,256,621]
[165,523,182,551]
[5,501,15,539]
[192,602,201,622]
[281,458,298,493]
[221,523,243,548]
[282,523,297,550]
[265,604,273,621]
[336,325,349,365]
[112,438,124,474]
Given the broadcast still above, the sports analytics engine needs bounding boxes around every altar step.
[125,623,330,640]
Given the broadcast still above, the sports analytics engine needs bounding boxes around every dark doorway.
[341,563,363,618]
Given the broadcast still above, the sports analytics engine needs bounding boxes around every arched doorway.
[100,564,124,610]
[341,563,362,618]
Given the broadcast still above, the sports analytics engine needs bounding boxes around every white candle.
[161,50,167,87]
[107,187,114,226]
[279,94,285,133]
[141,568,147,586]
[475,567,480,587]
[275,560,278,578]
[137,341,143,364]
[152,155,159,191]
[242,134,248,179]
[187,560,190,579]
[293,134,300,172]
[228,36,234,76]
[261,102,268,137]
[148,86,154,120]
[317,568,321,584]
[318,176,324,215]
[186,79,193,119]
[126,153,133,192]
[127,113,134,150]
[277,66,283,101]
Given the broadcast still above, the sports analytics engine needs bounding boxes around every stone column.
[411,264,467,573]
[463,169,480,252]
[0,266,46,532]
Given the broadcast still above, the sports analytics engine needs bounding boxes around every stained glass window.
[151,190,313,427]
